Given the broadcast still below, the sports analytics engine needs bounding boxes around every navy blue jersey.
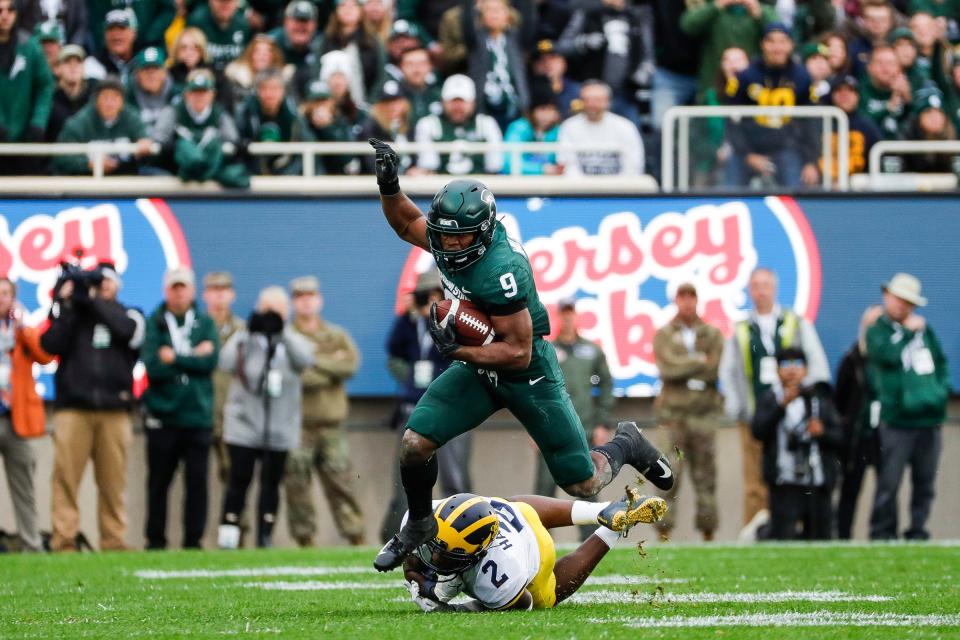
[725,57,820,161]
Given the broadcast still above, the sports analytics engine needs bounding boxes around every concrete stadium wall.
[1,398,957,549]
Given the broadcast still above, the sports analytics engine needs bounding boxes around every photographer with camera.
[752,347,842,541]
[216,286,314,549]
[41,261,146,552]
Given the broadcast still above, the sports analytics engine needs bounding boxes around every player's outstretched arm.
[369,138,429,250]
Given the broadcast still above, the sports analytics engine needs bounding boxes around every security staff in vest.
[652,283,724,542]
[719,267,830,540]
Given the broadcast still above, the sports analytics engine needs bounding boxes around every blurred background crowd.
[0,260,949,551]
[1,0,960,186]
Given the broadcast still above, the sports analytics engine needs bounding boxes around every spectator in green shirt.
[680,0,778,100]
[187,0,251,71]
[0,0,53,175]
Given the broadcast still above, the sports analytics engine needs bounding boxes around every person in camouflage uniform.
[201,271,245,482]
[369,138,675,572]
[652,283,724,541]
[283,276,365,546]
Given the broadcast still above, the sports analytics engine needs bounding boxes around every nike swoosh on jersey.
[528,376,545,386]
[657,459,673,479]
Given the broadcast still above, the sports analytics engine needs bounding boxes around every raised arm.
[370,138,429,250]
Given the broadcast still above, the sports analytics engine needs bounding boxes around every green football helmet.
[426,179,497,271]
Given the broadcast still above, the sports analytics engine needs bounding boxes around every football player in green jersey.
[369,139,675,573]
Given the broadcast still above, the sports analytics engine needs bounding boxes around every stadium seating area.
[0,0,959,187]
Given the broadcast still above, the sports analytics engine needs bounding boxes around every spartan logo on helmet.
[426,179,498,271]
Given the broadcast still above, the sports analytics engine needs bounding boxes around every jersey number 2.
[499,273,517,298]
[481,560,509,588]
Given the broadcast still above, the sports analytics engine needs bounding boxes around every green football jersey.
[437,224,550,338]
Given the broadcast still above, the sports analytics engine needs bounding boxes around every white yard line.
[591,612,960,628]
[134,566,372,579]
[245,581,403,591]
[568,590,893,605]
[583,576,688,585]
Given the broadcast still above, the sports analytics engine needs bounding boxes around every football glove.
[407,580,450,613]
[428,303,461,357]
[369,137,400,195]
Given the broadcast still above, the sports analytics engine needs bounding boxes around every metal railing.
[661,105,850,192]
[0,140,629,179]
[0,142,161,179]
[868,140,960,189]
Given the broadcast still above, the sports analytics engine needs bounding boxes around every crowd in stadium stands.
[2,0,960,184]
[0,262,949,551]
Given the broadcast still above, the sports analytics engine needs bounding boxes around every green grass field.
[2,542,959,639]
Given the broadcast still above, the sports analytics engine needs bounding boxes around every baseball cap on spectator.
[165,267,196,288]
[557,296,577,311]
[912,86,945,115]
[389,19,424,43]
[830,74,859,91]
[887,27,916,45]
[203,271,234,288]
[135,47,166,70]
[377,79,403,101]
[98,263,123,288]
[762,22,791,39]
[676,282,698,297]
[319,49,352,82]
[185,69,216,92]
[94,75,125,97]
[413,269,441,293]
[57,44,85,63]
[775,346,807,365]
[441,74,475,102]
[34,22,63,43]
[105,8,138,30]
[533,39,561,60]
[800,42,828,61]
[305,79,332,101]
[290,275,320,295]
[285,0,317,21]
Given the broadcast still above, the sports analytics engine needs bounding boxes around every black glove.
[369,137,400,196]
[428,303,461,358]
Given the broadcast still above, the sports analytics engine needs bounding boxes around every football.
[435,299,495,347]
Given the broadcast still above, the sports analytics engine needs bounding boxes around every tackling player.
[369,138,674,573]
[402,490,668,612]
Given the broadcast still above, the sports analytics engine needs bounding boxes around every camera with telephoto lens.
[248,310,284,337]
[53,251,105,300]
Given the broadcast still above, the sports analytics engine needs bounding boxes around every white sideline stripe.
[135,566,371,579]
[246,581,402,591]
[584,576,689,585]
[568,590,893,605]
[243,576,682,593]
[591,612,960,628]
[627,539,960,551]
